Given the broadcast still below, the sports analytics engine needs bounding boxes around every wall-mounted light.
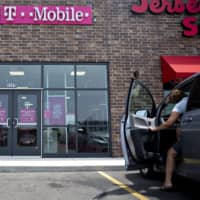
[70,71,86,76]
[25,102,33,107]
[9,71,25,76]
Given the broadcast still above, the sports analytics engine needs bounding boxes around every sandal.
[160,185,174,192]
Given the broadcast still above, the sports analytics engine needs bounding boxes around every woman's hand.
[149,127,159,132]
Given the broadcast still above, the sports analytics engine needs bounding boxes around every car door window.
[160,86,191,119]
[128,80,155,117]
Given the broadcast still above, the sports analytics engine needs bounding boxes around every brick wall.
[0,0,200,157]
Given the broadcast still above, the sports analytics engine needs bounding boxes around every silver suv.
[121,72,200,181]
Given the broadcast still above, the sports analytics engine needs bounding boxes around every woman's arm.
[150,112,180,132]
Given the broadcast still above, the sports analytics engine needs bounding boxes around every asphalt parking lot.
[0,170,199,200]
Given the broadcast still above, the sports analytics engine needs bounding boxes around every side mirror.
[133,71,139,79]
[135,110,148,117]
[77,128,87,134]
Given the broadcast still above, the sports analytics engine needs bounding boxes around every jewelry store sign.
[0,5,92,25]
[131,0,200,37]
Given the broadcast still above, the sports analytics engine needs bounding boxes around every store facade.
[0,64,110,156]
[0,1,200,157]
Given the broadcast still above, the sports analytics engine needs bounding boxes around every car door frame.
[177,74,200,180]
[122,78,158,170]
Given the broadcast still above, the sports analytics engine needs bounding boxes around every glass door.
[0,90,41,155]
[0,91,12,155]
[13,90,41,155]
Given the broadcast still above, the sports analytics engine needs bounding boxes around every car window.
[161,103,175,116]
[160,83,192,118]
[129,81,155,117]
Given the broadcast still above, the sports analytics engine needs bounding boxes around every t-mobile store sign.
[0,5,92,25]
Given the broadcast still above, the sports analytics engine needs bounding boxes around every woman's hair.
[168,89,185,103]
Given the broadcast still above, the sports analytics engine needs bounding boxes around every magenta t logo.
[4,6,17,21]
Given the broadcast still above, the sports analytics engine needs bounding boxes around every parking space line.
[98,171,149,200]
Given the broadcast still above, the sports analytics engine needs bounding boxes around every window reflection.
[78,126,109,153]
[43,126,76,154]
[77,91,109,153]
[0,127,8,146]
[77,65,107,88]
[44,65,75,88]
[77,91,108,125]
[17,128,37,146]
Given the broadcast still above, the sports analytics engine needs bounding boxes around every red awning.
[161,56,200,83]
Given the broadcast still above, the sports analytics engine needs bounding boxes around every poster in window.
[49,97,65,125]
[20,108,36,123]
[0,108,6,123]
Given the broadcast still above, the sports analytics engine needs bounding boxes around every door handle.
[6,118,11,128]
[13,118,19,128]
[182,117,193,123]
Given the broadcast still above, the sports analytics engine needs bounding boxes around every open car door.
[121,78,158,170]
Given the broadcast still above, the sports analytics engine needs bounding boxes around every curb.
[0,165,125,172]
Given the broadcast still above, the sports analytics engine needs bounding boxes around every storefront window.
[0,65,41,88]
[43,63,110,155]
[77,91,109,153]
[76,64,107,88]
[43,90,75,126]
[0,63,109,156]
[43,126,76,154]
[44,65,75,88]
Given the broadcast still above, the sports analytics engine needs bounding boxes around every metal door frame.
[0,89,42,156]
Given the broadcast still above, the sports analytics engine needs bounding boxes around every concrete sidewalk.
[0,157,125,172]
